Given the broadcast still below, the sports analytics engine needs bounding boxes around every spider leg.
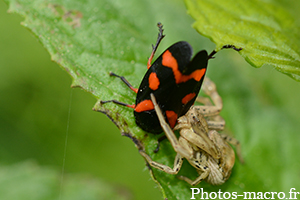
[195,77,223,116]
[139,150,183,174]
[177,165,210,186]
[150,93,193,159]
[188,122,221,160]
[220,134,244,164]
[194,77,225,130]
[206,115,225,131]
[177,142,211,186]
[196,96,213,106]
[202,77,223,110]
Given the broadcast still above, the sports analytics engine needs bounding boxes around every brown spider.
[139,78,243,185]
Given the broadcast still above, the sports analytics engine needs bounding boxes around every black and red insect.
[101,23,241,134]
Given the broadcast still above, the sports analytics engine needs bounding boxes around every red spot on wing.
[180,68,206,82]
[149,72,160,90]
[135,100,154,112]
[162,50,178,71]
[182,93,196,105]
[165,110,178,128]
[162,50,206,84]
[162,50,181,83]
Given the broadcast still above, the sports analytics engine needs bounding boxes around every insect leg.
[109,72,138,93]
[153,135,167,153]
[208,45,242,59]
[147,22,165,69]
[100,99,135,109]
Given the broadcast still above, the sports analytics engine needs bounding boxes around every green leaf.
[185,0,300,81]
[0,161,129,200]
[4,0,300,199]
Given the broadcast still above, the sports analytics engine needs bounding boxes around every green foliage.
[2,0,300,199]
[185,0,300,80]
[0,1,160,199]
[0,161,129,200]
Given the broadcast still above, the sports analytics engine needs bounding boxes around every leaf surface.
[185,0,300,80]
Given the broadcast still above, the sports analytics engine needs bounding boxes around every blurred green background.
[1,0,300,199]
[0,1,161,199]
